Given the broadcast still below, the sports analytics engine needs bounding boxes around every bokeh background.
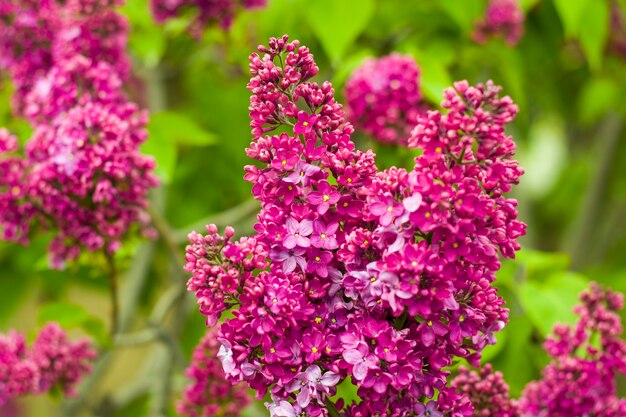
[1,0,625,415]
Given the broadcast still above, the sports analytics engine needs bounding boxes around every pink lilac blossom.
[473,0,525,46]
[450,365,518,417]
[0,0,158,268]
[453,283,626,417]
[517,282,626,417]
[184,35,525,417]
[0,322,96,404]
[178,327,252,417]
[150,0,267,35]
[344,53,426,145]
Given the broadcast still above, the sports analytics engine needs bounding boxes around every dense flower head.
[150,0,267,35]
[517,282,626,417]
[0,0,158,267]
[178,327,252,417]
[185,35,525,417]
[344,53,425,145]
[473,0,525,46]
[0,322,96,405]
[451,364,519,417]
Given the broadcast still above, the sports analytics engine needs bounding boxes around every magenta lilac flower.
[0,0,158,268]
[150,0,267,35]
[0,322,96,405]
[517,282,626,417]
[344,53,426,145]
[184,35,525,416]
[473,0,525,46]
[178,327,252,417]
[451,364,519,417]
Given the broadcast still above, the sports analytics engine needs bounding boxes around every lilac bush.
[184,35,525,417]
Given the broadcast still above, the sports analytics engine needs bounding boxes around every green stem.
[146,204,184,271]
[104,249,120,335]
[394,309,408,330]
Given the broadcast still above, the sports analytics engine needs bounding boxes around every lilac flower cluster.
[151,0,267,35]
[178,327,252,417]
[451,365,518,417]
[0,0,157,268]
[518,282,626,417]
[473,0,525,46]
[184,35,525,417]
[452,283,626,417]
[344,53,426,145]
[0,322,96,404]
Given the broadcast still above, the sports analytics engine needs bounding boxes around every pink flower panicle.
[0,0,158,268]
[178,327,252,417]
[473,0,525,46]
[518,282,626,417]
[451,365,519,417]
[185,35,525,417]
[151,0,267,34]
[344,53,426,145]
[0,322,96,405]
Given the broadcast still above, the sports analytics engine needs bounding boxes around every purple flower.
[270,246,306,273]
[294,111,318,136]
[286,365,339,407]
[310,221,339,250]
[368,193,404,226]
[306,249,333,278]
[307,181,340,215]
[283,217,313,249]
[415,401,443,417]
[284,160,320,185]
[343,343,379,381]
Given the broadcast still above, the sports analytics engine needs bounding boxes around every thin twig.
[104,249,120,335]
[173,198,259,243]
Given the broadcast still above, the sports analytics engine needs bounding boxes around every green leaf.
[38,302,111,347]
[519,0,541,11]
[306,0,375,64]
[142,118,178,184]
[438,0,484,33]
[38,302,90,328]
[149,111,217,146]
[518,271,589,336]
[578,78,619,125]
[552,0,591,37]
[579,0,609,70]
[120,0,166,67]
[415,53,452,105]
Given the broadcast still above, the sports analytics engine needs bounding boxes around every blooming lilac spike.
[451,365,519,417]
[186,35,525,416]
[345,53,426,145]
[473,0,525,46]
[517,283,626,417]
[0,0,158,267]
[0,323,95,405]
